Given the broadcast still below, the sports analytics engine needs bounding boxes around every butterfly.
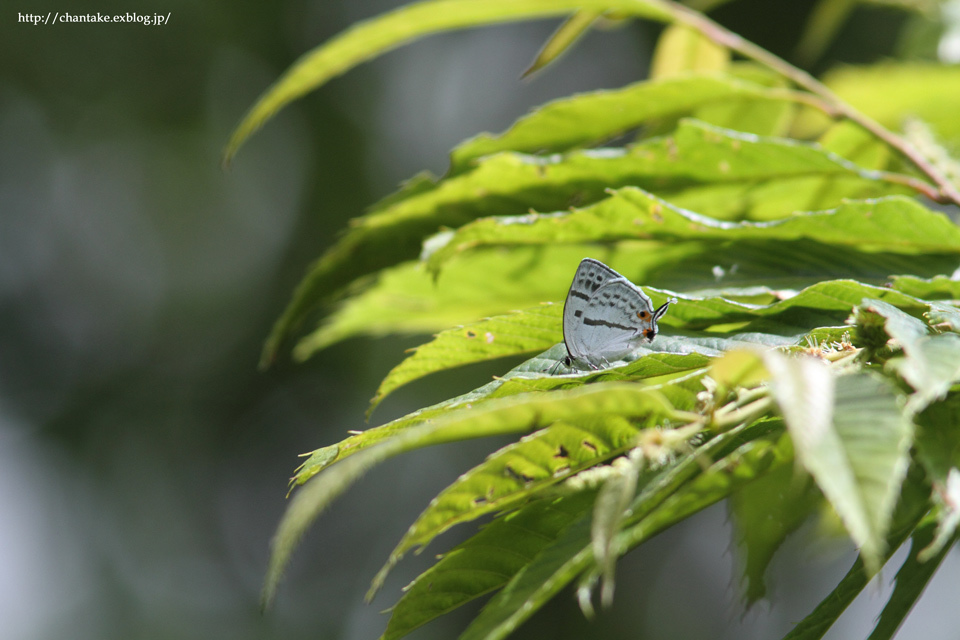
[553,258,674,372]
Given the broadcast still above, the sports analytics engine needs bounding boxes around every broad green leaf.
[367,292,711,414]
[263,383,671,608]
[709,348,769,393]
[818,120,891,171]
[915,393,960,483]
[426,192,960,271]
[867,519,957,640]
[795,63,960,143]
[925,301,960,333]
[780,463,932,640]
[452,75,774,171]
[365,276,925,413]
[892,334,960,410]
[296,279,925,487]
[224,0,673,163]
[521,10,601,78]
[914,393,960,560]
[380,491,598,640]
[891,274,960,300]
[730,460,821,605]
[371,415,660,595]
[766,356,914,573]
[853,298,960,409]
[649,24,729,79]
[852,297,930,356]
[590,447,644,607]
[263,118,915,364]
[917,471,960,563]
[689,90,794,137]
[460,420,787,640]
[302,238,935,358]
[368,303,561,415]
[296,352,712,488]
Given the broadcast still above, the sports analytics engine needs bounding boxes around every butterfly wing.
[563,258,624,362]
[577,279,657,364]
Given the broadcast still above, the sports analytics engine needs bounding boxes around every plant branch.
[652,0,960,207]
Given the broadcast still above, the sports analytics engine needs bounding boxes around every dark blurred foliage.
[2,1,958,639]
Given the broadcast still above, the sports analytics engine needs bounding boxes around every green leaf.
[263,116,916,364]
[370,415,659,596]
[380,491,597,640]
[730,459,821,605]
[426,192,960,272]
[295,350,711,488]
[460,420,787,640]
[368,303,561,415]
[262,383,671,608]
[452,75,774,171]
[589,447,645,608]
[364,276,928,413]
[851,296,930,357]
[914,393,960,561]
[817,120,891,171]
[892,333,960,411]
[890,274,960,300]
[304,233,933,356]
[795,63,960,143]
[867,519,957,640]
[521,10,601,78]
[649,24,730,79]
[765,355,914,573]
[853,298,960,410]
[780,463,931,640]
[224,0,673,163]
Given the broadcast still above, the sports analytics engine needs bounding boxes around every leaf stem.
[652,0,960,206]
[714,396,774,431]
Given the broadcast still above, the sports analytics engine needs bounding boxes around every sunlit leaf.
[461,420,787,640]
[650,24,730,79]
[370,414,660,596]
[891,274,960,300]
[263,383,672,608]
[453,75,782,172]
[368,303,561,415]
[794,63,960,143]
[730,459,821,605]
[780,464,932,640]
[914,393,960,561]
[765,356,914,573]
[818,120,891,170]
[521,10,601,78]
[380,491,597,640]
[224,0,673,163]
[426,192,960,272]
[263,117,917,364]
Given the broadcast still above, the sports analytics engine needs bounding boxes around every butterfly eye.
[636,310,649,320]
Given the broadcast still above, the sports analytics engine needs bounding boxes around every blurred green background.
[2,1,959,638]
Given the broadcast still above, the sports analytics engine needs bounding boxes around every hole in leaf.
[555,445,570,458]
[504,465,534,483]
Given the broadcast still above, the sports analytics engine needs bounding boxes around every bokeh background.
[3,1,960,638]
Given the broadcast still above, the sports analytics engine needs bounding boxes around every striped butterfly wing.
[563,258,624,363]
[577,279,658,365]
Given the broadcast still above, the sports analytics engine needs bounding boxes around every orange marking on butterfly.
[636,311,649,320]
